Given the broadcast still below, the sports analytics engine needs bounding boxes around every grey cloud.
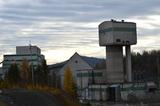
[1,4,160,40]
[138,28,160,37]
[1,0,160,23]
[0,0,160,63]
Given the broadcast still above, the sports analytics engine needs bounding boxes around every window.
[75,60,78,63]
[126,41,129,44]
[116,39,121,42]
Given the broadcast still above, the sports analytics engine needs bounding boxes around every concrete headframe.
[99,19,137,83]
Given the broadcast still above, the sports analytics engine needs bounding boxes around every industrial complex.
[99,19,137,82]
[2,46,45,75]
[47,20,159,105]
[0,20,159,106]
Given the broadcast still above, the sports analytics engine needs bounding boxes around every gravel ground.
[0,88,64,106]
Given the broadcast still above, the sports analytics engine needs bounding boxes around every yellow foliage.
[20,59,30,83]
[63,67,76,96]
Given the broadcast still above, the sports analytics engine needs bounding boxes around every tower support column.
[125,45,132,82]
[106,46,124,83]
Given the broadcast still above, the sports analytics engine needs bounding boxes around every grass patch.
[0,81,85,106]
[25,85,84,106]
[0,101,7,106]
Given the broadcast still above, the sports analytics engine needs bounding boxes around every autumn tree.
[35,65,42,85]
[20,59,30,84]
[34,59,49,86]
[41,59,49,85]
[5,63,20,84]
[63,67,76,97]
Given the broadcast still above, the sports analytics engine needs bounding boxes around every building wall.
[59,53,93,88]
[99,21,137,46]
[86,84,108,101]
[16,46,41,55]
[76,69,105,89]
[0,67,3,79]
[3,54,44,72]
[2,46,44,74]
[82,82,147,102]
[106,46,124,83]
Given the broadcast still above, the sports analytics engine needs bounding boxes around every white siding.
[59,53,93,88]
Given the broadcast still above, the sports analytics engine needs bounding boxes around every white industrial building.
[59,52,93,88]
[58,53,105,89]
[48,20,159,105]
[48,53,105,90]
[2,46,45,74]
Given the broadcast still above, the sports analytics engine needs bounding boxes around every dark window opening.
[75,60,78,63]
[116,39,121,42]
[126,41,129,44]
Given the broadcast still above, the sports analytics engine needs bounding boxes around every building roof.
[81,56,104,68]
[48,60,68,69]
[48,52,104,71]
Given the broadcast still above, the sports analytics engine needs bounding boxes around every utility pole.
[80,70,83,99]
[29,42,34,85]
[100,84,103,106]
[157,55,160,87]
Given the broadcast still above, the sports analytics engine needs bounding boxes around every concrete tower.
[99,20,137,83]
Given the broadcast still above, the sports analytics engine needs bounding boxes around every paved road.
[0,88,64,106]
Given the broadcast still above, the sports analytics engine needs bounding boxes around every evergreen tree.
[132,50,160,81]
[35,65,42,85]
[6,63,20,84]
[41,59,49,85]
[34,59,49,85]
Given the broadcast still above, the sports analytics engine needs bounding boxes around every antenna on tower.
[29,41,32,46]
[29,41,32,51]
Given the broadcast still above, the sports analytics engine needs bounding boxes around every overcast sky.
[0,0,160,64]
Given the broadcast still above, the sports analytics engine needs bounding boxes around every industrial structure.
[48,52,105,98]
[49,52,105,88]
[2,46,45,74]
[46,20,159,105]
[99,19,137,82]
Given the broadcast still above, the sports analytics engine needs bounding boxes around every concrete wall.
[3,54,44,73]
[99,21,137,46]
[91,102,158,106]
[106,46,124,83]
[88,85,108,101]
[3,46,44,74]
[81,82,147,103]
[59,53,93,88]
[76,69,105,89]
[16,46,41,55]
